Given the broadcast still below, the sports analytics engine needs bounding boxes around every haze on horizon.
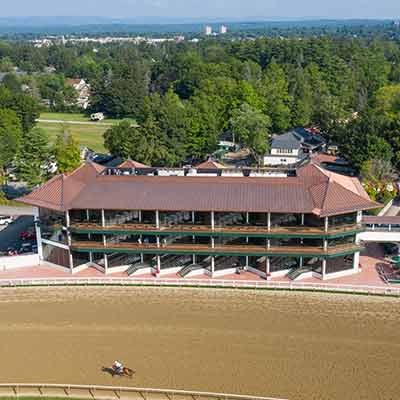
[1,0,399,20]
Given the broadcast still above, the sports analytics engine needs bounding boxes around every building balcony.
[69,222,363,239]
[70,241,363,258]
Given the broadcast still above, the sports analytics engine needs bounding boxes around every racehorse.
[102,366,135,378]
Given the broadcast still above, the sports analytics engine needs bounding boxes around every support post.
[89,252,93,263]
[157,255,161,273]
[138,210,142,223]
[211,211,215,230]
[301,213,305,225]
[33,207,43,261]
[191,211,195,224]
[65,210,72,246]
[192,254,196,264]
[267,213,271,231]
[323,239,328,251]
[322,259,327,280]
[156,210,160,229]
[86,209,90,221]
[324,217,329,233]
[101,209,105,227]
[211,256,215,276]
[104,254,108,274]
[246,212,249,224]
[266,257,270,278]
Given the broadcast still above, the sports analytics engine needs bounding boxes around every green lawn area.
[37,120,108,153]
[37,112,136,153]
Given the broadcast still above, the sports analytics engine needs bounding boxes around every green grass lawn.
[37,112,136,153]
[37,121,108,153]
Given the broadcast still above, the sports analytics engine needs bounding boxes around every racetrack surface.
[0,287,398,400]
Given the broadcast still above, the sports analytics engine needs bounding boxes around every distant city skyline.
[1,0,399,20]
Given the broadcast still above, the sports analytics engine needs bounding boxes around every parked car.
[19,243,32,254]
[7,247,18,256]
[0,215,13,226]
[20,229,36,240]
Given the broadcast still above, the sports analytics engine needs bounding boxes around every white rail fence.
[0,277,398,296]
[0,383,287,400]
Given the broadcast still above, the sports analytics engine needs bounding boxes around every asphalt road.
[36,118,114,126]
[0,215,35,252]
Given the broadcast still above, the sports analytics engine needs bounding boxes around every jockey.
[112,360,124,374]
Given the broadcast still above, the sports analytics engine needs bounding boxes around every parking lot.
[0,214,36,254]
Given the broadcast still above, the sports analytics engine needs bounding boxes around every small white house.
[264,132,303,166]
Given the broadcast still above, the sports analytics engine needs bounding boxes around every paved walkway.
[0,244,394,289]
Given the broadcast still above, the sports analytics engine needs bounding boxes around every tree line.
[0,34,400,193]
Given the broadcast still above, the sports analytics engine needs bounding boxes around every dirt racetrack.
[0,287,398,400]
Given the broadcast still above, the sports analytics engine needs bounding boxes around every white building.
[220,25,228,34]
[205,26,213,35]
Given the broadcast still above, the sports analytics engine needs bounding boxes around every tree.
[52,126,81,173]
[360,159,397,186]
[15,127,49,187]
[230,103,271,165]
[90,59,150,119]
[258,61,292,132]
[104,120,137,160]
[104,119,171,166]
[0,109,22,182]
[375,84,400,122]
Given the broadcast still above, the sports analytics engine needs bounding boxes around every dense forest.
[0,30,400,200]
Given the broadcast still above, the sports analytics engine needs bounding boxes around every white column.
[89,252,93,263]
[266,257,270,278]
[211,237,215,249]
[103,234,106,247]
[192,254,196,264]
[301,213,305,225]
[101,209,105,227]
[354,252,360,272]
[104,254,108,274]
[323,239,328,251]
[192,211,195,224]
[86,209,90,221]
[33,207,43,261]
[324,217,329,233]
[211,256,215,276]
[267,239,270,249]
[322,259,327,280]
[138,210,142,223]
[246,212,249,224]
[157,256,161,272]
[69,251,73,273]
[299,256,303,267]
[65,210,71,246]
[156,210,160,229]
[356,210,362,224]
[267,213,271,231]
[211,211,215,230]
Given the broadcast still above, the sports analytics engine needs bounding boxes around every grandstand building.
[18,160,380,280]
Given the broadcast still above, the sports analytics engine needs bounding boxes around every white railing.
[0,276,398,296]
[0,383,286,400]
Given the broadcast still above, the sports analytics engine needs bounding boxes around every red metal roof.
[18,161,380,216]
[118,159,150,169]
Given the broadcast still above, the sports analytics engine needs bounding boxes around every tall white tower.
[205,25,213,35]
[220,25,228,34]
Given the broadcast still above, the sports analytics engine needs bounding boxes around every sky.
[1,0,399,20]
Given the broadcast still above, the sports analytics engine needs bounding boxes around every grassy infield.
[37,113,127,153]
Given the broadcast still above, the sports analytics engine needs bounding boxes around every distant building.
[205,26,213,35]
[66,78,91,109]
[220,25,228,34]
[264,128,325,166]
